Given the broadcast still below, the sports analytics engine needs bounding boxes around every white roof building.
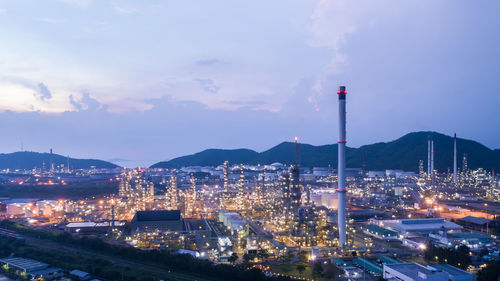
[382,218,462,236]
[383,263,448,281]
[383,263,473,281]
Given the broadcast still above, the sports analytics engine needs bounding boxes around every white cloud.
[307,0,390,74]
[0,80,72,113]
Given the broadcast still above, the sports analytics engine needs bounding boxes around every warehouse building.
[380,218,462,237]
[457,216,497,232]
[429,231,494,249]
[383,262,473,281]
[65,221,125,234]
[363,225,398,240]
[0,257,64,280]
[130,210,184,233]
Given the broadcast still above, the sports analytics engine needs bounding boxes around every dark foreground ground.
[0,220,290,281]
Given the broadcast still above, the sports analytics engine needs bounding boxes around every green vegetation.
[298,250,308,262]
[270,262,342,281]
[489,225,500,236]
[243,253,253,264]
[423,243,471,270]
[257,249,270,260]
[0,151,118,170]
[0,237,165,281]
[228,253,239,265]
[296,264,306,275]
[280,251,295,263]
[0,220,292,281]
[242,249,269,265]
[151,149,259,169]
[401,256,428,265]
[477,260,500,281]
[151,131,500,171]
[312,261,323,278]
[270,263,311,279]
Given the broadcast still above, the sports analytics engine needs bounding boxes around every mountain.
[151,132,500,172]
[152,149,258,168]
[0,151,119,170]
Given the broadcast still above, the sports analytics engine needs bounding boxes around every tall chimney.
[453,133,457,184]
[67,155,70,173]
[223,161,229,192]
[337,86,347,248]
[427,137,431,175]
[294,136,300,165]
[431,140,435,173]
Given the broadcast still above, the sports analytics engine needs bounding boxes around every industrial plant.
[0,86,498,281]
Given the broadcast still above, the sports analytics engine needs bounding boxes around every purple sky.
[0,0,499,167]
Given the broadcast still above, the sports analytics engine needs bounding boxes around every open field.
[269,262,342,281]
[270,263,316,280]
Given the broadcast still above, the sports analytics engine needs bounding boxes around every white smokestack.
[431,140,434,173]
[453,133,457,184]
[427,137,431,175]
[337,86,347,248]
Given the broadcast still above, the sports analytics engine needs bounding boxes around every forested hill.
[151,132,500,172]
[0,151,119,170]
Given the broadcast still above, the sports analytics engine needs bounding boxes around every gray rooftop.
[385,263,428,278]
[29,267,63,276]
[0,257,48,272]
[459,216,490,225]
[69,269,91,278]
[384,263,447,280]
[133,210,181,222]
[432,264,472,277]
[385,218,462,232]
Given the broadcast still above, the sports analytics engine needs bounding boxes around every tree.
[312,261,323,278]
[243,253,253,264]
[423,243,471,270]
[228,253,239,265]
[323,269,336,280]
[296,264,306,276]
[479,247,489,257]
[257,249,269,260]
[282,251,295,263]
[477,260,500,281]
[298,251,308,262]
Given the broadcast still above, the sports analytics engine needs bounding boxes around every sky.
[0,0,499,167]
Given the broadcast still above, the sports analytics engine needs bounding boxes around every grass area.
[270,262,341,281]
[401,256,428,265]
[270,263,315,280]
